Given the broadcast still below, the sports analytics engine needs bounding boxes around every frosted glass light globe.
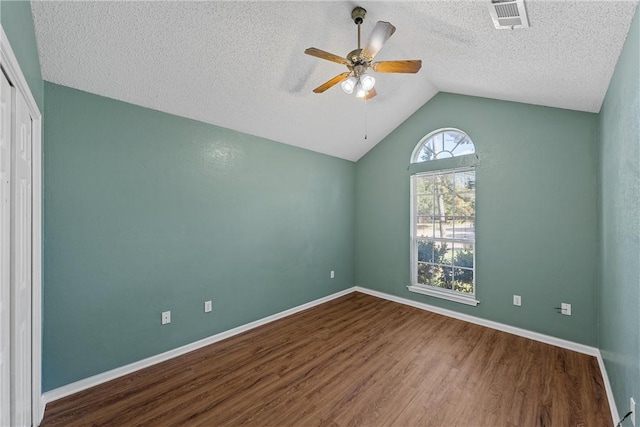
[341,76,357,94]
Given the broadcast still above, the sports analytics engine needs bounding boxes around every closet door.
[10,80,32,427]
[0,71,12,427]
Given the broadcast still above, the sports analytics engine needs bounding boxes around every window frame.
[408,129,479,306]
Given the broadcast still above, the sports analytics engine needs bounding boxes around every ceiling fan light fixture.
[341,76,357,94]
[355,81,367,98]
[361,74,375,91]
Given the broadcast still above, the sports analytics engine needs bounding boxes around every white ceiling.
[31,1,638,161]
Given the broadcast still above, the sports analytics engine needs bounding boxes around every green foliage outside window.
[415,169,475,295]
[417,241,474,294]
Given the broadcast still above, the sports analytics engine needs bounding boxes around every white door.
[10,80,33,427]
[0,69,13,427]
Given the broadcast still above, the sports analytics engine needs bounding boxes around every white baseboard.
[354,286,599,355]
[42,287,356,406]
[596,350,620,426]
[354,286,618,426]
[41,285,618,427]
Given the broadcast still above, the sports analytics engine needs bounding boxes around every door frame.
[1,25,43,425]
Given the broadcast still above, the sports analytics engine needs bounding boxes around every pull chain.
[364,95,368,140]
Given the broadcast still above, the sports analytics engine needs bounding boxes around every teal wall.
[42,83,356,391]
[598,5,640,424]
[1,0,43,110]
[355,92,599,346]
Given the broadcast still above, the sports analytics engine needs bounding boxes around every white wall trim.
[42,287,356,406]
[0,27,41,120]
[355,286,599,355]
[596,350,620,426]
[407,285,479,306]
[0,24,44,427]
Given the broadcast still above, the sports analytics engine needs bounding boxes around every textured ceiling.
[32,1,638,161]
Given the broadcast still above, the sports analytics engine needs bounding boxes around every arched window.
[408,129,478,306]
[412,128,475,162]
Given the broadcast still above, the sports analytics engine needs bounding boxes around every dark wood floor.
[41,292,611,426]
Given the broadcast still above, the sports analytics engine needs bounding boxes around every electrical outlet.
[513,295,521,306]
[330,270,335,279]
[631,397,636,426]
[561,303,571,316]
[161,311,171,325]
[204,300,212,313]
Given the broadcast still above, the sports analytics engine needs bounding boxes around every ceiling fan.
[305,6,422,100]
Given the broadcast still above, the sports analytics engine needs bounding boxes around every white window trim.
[407,285,479,306]
[409,160,478,307]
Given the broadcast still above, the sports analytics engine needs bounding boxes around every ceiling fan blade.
[373,60,422,74]
[312,72,351,93]
[304,47,348,65]
[365,88,377,100]
[361,21,396,61]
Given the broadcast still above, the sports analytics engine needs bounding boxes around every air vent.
[489,0,530,29]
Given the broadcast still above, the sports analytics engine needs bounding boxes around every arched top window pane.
[412,129,475,163]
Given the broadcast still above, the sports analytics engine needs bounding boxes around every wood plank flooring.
[41,292,612,426]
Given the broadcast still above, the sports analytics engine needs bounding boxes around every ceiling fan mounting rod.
[351,6,367,50]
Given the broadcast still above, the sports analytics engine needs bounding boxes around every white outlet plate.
[513,295,521,306]
[161,311,171,325]
[561,303,572,316]
[204,300,212,313]
[330,270,335,279]
[631,397,636,426]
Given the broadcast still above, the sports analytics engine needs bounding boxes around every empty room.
[1,0,639,426]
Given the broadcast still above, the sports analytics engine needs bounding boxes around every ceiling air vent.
[489,0,529,29]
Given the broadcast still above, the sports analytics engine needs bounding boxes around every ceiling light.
[355,81,367,98]
[361,74,375,91]
[341,76,357,94]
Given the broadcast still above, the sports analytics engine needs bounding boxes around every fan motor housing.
[347,49,364,65]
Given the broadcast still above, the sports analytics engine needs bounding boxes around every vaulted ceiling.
[31,1,638,161]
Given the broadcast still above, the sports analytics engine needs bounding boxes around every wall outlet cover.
[330,270,335,279]
[561,303,572,316]
[161,311,171,325]
[631,397,636,426]
[513,295,521,306]
[204,300,212,313]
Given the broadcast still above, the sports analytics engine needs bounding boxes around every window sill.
[407,285,479,306]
